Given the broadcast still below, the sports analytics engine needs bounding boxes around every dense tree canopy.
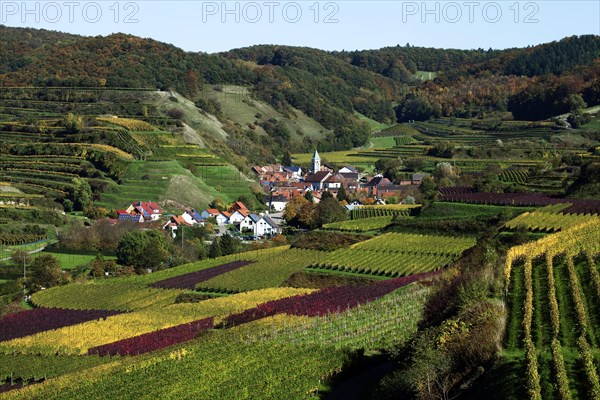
[116,230,170,271]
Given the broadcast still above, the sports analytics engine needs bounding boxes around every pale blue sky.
[1,1,598,53]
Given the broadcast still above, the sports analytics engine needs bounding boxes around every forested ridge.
[0,26,599,150]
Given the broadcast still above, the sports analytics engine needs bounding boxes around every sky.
[1,1,598,53]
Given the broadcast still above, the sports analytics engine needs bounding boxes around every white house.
[216,212,230,226]
[324,174,343,190]
[229,209,249,225]
[240,214,261,233]
[162,215,191,238]
[181,209,204,226]
[256,215,279,236]
[266,194,288,212]
[282,166,303,179]
[303,171,332,191]
[339,166,358,174]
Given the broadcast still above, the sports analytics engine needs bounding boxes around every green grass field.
[413,71,437,81]
[33,250,117,270]
[354,112,392,133]
[370,137,397,148]
[581,117,600,130]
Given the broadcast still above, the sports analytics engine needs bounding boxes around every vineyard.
[308,233,476,277]
[96,117,157,132]
[350,204,421,220]
[0,287,314,355]
[440,189,600,214]
[0,241,440,397]
[505,204,599,232]
[239,284,430,352]
[0,87,256,215]
[31,284,186,311]
[196,248,324,292]
[503,218,600,399]
[323,216,394,231]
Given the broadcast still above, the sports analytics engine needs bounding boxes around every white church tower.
[311,149,321,173]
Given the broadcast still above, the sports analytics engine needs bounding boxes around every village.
[112,150,425,240]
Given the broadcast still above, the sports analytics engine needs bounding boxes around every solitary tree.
[28,254,65,291]
[219,234,238,256]
[304,191,314,202]
[208,238,222,258]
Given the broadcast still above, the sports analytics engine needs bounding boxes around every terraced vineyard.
[372,124,421,138]
[412,118,565,145]
[309,232,476,277]
[505,204,599,232]
[0,87,255,213]
[503,218,600,400]
[500,168,531,184]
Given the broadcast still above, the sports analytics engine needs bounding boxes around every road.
[0,241,56,262]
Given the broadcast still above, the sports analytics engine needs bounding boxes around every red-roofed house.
[125,201,162,221]
[162,215,192,238]
[228,201,249,214]
[229,208,250,224]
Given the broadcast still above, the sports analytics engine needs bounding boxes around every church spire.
[312,149,321,173]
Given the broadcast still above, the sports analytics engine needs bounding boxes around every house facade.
[118,201,162,222]
[126,201,162,221]
[303,171,332,191]
[200,209,221,220]
[162,215,191,238]
[181,209,204,226]
[266,194,288,212]
[216,212,230,226]
[229,209,249,224]
[240,214,261,233]
[255,215,279,236]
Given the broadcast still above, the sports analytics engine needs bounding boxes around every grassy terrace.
[95,160,252,211]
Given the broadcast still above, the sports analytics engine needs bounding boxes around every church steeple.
[312,149,321,173]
